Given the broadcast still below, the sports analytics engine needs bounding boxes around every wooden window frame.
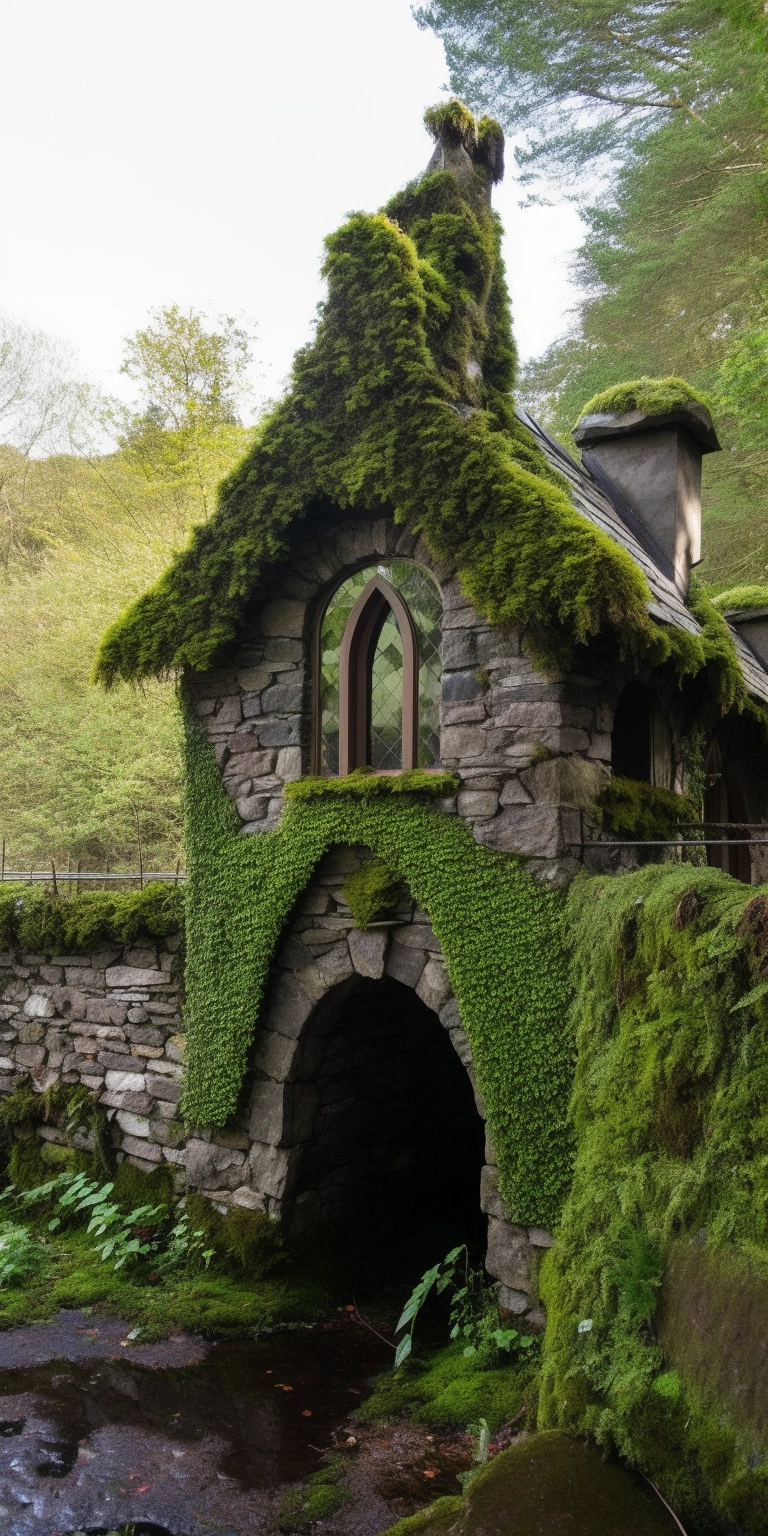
[336,575,419,775]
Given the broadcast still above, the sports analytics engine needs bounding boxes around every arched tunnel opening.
[283,976,486,1276]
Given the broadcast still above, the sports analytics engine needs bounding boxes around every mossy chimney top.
[423,100,505,203]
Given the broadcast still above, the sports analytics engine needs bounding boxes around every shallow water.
[0,1310,395,1535]
[0,1311,689,1536]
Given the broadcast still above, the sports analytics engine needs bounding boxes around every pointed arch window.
[316,561,442,775]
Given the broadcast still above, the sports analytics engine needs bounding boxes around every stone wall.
[185,508,616,884]
[0,936,186,1178]
[0,845,551,1327]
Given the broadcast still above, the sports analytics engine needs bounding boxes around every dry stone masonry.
[0,845,549,1325]
[0,937,186,1176]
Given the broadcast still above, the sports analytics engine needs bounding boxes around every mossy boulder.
[381,1432,681,1534]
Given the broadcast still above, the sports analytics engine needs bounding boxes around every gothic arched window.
[317,561,442,775]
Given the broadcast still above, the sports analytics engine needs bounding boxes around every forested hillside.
[0,309,254,872]
[421,0,768,584]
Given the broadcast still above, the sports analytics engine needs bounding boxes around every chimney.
[721,605,768,670]
[573,400,720,595]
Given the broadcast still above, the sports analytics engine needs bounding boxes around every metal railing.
[0,840,185,889]
[0,870,186,884]
[571,820,768,851]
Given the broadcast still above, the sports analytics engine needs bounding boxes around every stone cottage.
[7,102,768,1325]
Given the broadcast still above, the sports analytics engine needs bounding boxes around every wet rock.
[397,1431,685,1535]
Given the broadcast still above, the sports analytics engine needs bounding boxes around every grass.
[358,1340,537,1435]
[0,429,251,873]
[0,1224,334,1338]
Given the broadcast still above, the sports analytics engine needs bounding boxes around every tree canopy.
[420,0,768,583]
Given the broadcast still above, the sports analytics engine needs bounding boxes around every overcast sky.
[3,0,582,414]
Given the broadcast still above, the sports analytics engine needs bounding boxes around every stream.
[0,1310,686,1536]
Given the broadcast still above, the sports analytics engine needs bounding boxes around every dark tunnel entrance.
[283,976,486,1267]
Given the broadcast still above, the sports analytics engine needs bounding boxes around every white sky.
[3,0,583,414]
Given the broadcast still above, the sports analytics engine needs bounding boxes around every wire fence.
[0,840,185,890]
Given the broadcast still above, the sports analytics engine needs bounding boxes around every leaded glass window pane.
[319,560,442,774]
[370,612,403,769]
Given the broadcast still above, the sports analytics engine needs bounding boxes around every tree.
[120,304,254,430]
[0,313,95,571]
[115,305,257,524]
[417,0,766,184]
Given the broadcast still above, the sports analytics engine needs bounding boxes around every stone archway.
[186,845,549,1323]
[279,972,486,1247]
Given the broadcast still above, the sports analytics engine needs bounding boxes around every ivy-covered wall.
[181,707,572,1230]
[539,862,768,1532]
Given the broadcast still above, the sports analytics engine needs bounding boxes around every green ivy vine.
[180,707,572,1230]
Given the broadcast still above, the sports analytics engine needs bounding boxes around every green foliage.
[0,1167,215,1277]
[4,1168,170,1270]
[0,1222,47,1287]
[394,1244,537,1370]
[119,303,254,433]
[284,769,459,801]
[418,1,752,177]
[278,1457,350,1534]
[344,858,407,929]
[0,342,254,872]
[0,1081,112,1179]
[0,880,183,953]
[0,1217,330,1335]
[181,708,572,1228]
[359,1339,535,1434]
[94,103,692,690]
[184,1191,283,1277]
[712,583,768,613]
[577,376,712,423]
[595,778,700,840]
[538,862,768,1529]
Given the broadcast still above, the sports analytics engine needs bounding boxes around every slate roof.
[518,407,768,706]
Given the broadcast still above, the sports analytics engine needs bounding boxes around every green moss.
[377,1499,463,1536]
[0,1221,330,1336]
[358,1340,534,1433]
[380,1432,685,1536]
[284,770,458,801]
[181,707,572,1229]
[94,104,695,689]
[712,582,768,614]
[538,862,768,1530]
[0,880,183,954]
[578,375,713,423]
[0,1082,112,1181]
[111,1159,175,1211]
[423,99,478,151]
[184,1192,283,1277]
[344,858,407,929]
[278,1457,350,1533]
[7,1141,49,1191]
[595,778,700,840]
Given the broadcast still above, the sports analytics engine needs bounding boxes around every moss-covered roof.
[93,106,734,694]
[577,375,713,423]
[713,583,768,616]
